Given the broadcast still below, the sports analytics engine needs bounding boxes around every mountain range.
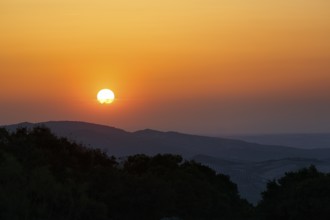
[232,133,330,149]
[3,121,330,203]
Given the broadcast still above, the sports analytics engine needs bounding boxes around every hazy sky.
[1,0,330,134]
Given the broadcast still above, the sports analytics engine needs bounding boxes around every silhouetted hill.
[4,121,330,161]
[0,127,252,220]
[3,121,330,203]
[233,133,330,149]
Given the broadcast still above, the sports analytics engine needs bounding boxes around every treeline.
[0,127,330,220]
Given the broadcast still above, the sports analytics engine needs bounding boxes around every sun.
[97,89,115,104]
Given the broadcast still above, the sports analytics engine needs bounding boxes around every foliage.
[0,126,252,220]
[257,165,330,220]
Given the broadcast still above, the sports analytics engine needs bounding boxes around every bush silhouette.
[257,165,330,220]
[0,126,252,220]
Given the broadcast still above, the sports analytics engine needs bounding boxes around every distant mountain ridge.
[233,133,330,149]
[3,121,330,162]
[3,121,330,203]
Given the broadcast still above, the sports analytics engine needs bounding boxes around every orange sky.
[1,0,330,134]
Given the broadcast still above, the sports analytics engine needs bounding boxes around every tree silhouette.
[257,165,330,220]
[0,126,253,220]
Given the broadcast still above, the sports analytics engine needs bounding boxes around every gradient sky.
[1,0,330,135]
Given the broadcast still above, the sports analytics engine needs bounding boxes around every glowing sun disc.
[97,89,115,104]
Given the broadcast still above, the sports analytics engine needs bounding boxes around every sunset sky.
[1,0,330,134]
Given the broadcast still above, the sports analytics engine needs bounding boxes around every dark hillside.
[0,126,252,220]
[5,121,330,161]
